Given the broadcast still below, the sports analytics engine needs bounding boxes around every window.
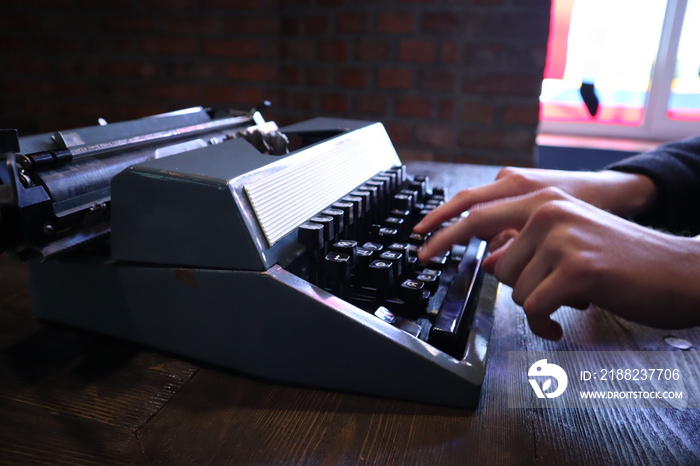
[539,0,700,141]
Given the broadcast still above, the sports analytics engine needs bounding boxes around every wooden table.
[2,162,699,465]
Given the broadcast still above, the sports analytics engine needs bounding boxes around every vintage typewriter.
[0,106,498,408]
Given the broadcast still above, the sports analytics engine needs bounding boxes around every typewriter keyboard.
[296,165,485,359]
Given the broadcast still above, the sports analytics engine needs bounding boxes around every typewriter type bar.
[20,114,497,408]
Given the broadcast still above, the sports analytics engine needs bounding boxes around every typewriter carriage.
[2,109,498,408]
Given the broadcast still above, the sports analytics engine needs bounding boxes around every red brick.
[384,123,411,145]
[440,42,459,63]
[337,67,368,88]
[281,66,303,85]
[225,15,279,34]
[318,41,347,61]
[281,90,316,112]
[438,99,455,119]
[227,63,278,82]
[141,37,199,55]
[281,40,315,61]
[281,15,303,35]
[203,85,263,105]
[377,68,413,90]
[397,146,436,162]
[43,14,100,33]
[306,67,333,87]
[353,94,389,114]
[304,14,332,35]
[399,40,436,63]
[395,96,432,117]
[202,0,275,10]
[376,11,414,33]
[469,11,549,41]
[3,57,51,75]
[460,100,495,124]
[337,12,368,34]
[321,93,349,113]
[203,39,260,58]
[91,37,140,55]
[168,62,223,80]
[462,73,542,97]
[160,16,222,36]
[419,69,456,92]
[415,124,454,148]
[140,0,198,8]
[104,61,158,78]
[503,103,540,126]
[457,128,535,152]
[355,39,390,61]
[144,83,200,100]
[105,15,156,33]
[421,11,464,34]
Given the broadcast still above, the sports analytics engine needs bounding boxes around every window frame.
[539,0,699,142]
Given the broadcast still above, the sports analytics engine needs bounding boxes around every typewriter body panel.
[4,110,498,408]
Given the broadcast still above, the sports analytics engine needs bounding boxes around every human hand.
[413,167,656,238]
[417,187,700,340]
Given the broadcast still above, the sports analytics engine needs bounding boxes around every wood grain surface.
[1,162,699,465]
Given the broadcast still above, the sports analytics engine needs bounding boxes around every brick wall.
[0,0,550,166]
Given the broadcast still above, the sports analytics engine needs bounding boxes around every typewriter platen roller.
[5,109,498,408]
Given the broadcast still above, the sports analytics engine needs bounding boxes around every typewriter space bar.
[428,239,486,358]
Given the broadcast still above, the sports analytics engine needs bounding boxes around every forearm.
[590,170,656,218]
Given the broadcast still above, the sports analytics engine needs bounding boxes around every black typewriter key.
[388,243,410,273]
[368,259,394,301]
[364,180,385,203]
[354,247,375,287]
[324,252,351,299]
[366,223,381,242]
[370,181,389,217]
[387,165,406,184]
[384,216,405,234]
[332,201,354,227]
[356,185,379,222]
[377,173,396,192]
[309,215,334,245]
[408,232,428,246]
[426,252,449,271]
[393,193,413,211]
[321,208,345,239]
[398,278,429,319]
[432,186,446,197]
[377,227,398,246]
[331,240,358,266]
[372,174,391,191]
[342,195,363,220]
[409,178,427,200]
[356,246,375,268]
[421,268,442,279]
[379,250,403,279]
[343,195,365,237]
[350,191,372,215]
[298,222,324,251]
[390,208,410,221]
[362,241,383,253]
[418,208,433,220]
[298,222,325,285]
[407,255,419,271]
[415,273,439,293]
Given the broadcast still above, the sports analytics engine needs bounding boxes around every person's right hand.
[417,187,700,340]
